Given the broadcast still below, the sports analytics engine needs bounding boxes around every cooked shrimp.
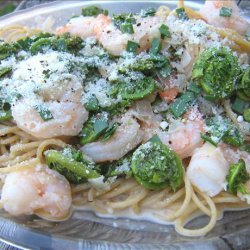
[81,115,144,162]
[98,15,164,55]
[159,87,179,103]
[167,108,205,158]
[9,51,89,138]
[199,0,249,35]
[56,14,112,39]
[12,100,88,139]
[0,166,72,219]
[219,143,250,172]
[138,107,204,158]
[57,14,166,56]
[187,142,229,197]
[168,120,204,159]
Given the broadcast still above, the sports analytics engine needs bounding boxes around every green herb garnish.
[120,23,134,34]
[227,159,249,195]
[82,6,108,17]
[35,105,53,121]
[170,91,195,118]
[243,108,250,122]
[220,7,232,17]
[126,40,139,53]
[176,7,189,21]
[150,38,161,55]
[159,24,171,39]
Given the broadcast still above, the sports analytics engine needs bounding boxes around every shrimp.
[9,51,89,138]
[166,107,205,159]
[56,14,112,39]
[138,107,204,158]
[168,120,204,159]
[97,15,164,56]
[0,166,72,219]
[219,143,250,173]
[81,115,144,162]
[187,142,229,197]
[12,100,87,139]
[57,14,166,56]
[159,87,179,103]
[199,0,249,35]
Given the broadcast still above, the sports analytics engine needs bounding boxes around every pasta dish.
[0,0,249,237]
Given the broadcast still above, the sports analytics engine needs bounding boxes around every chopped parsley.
[120,22,134,34]
[159,24,171,39]
[112,13,136,34]
[82,6,108,16]
[150,38,162,55]
[176,7,189,21]
[35,105,53,121]
[126,40,139,53]
[219,7,232,17]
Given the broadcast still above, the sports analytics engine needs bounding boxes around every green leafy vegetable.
[104,153,132,177]
[237,90,250,101]
[149,134,162,143]
[0,67,11,77]
[79,113,118,145]
[126,40,139,53]
[243,108,250,122]
[220,7,232,17]
[94,118,109,134]
[176,8,189,21]
[113,13,135,27]
[200,133,218,147]
[0,99,12,121]
[101,122,119,142]
[112,13,136,34]
[131,141,184,191]
[232,97,246,114]
[0,43,19,61]
[187,82,201,95]
[45,148,100,184]
[120,23,134,34]
[30,38,52,54]
[140,7,156,17]
[119,54,171,78]
[29,33,84,55]
[15,33,52,51]
[192,47,240,99]
[222,127,244,147]
[82,6,108,16]
[150,38,162,55]
[237,66,250,101]
[203,116,244,147]
[111,78,156,101]
[103,99,132,116]
[159,24,171,39]
[62,34,85,54]
[35,105,53,121]
[80,114,108,145]
[227,159,249,195]
[169,91,195,118]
